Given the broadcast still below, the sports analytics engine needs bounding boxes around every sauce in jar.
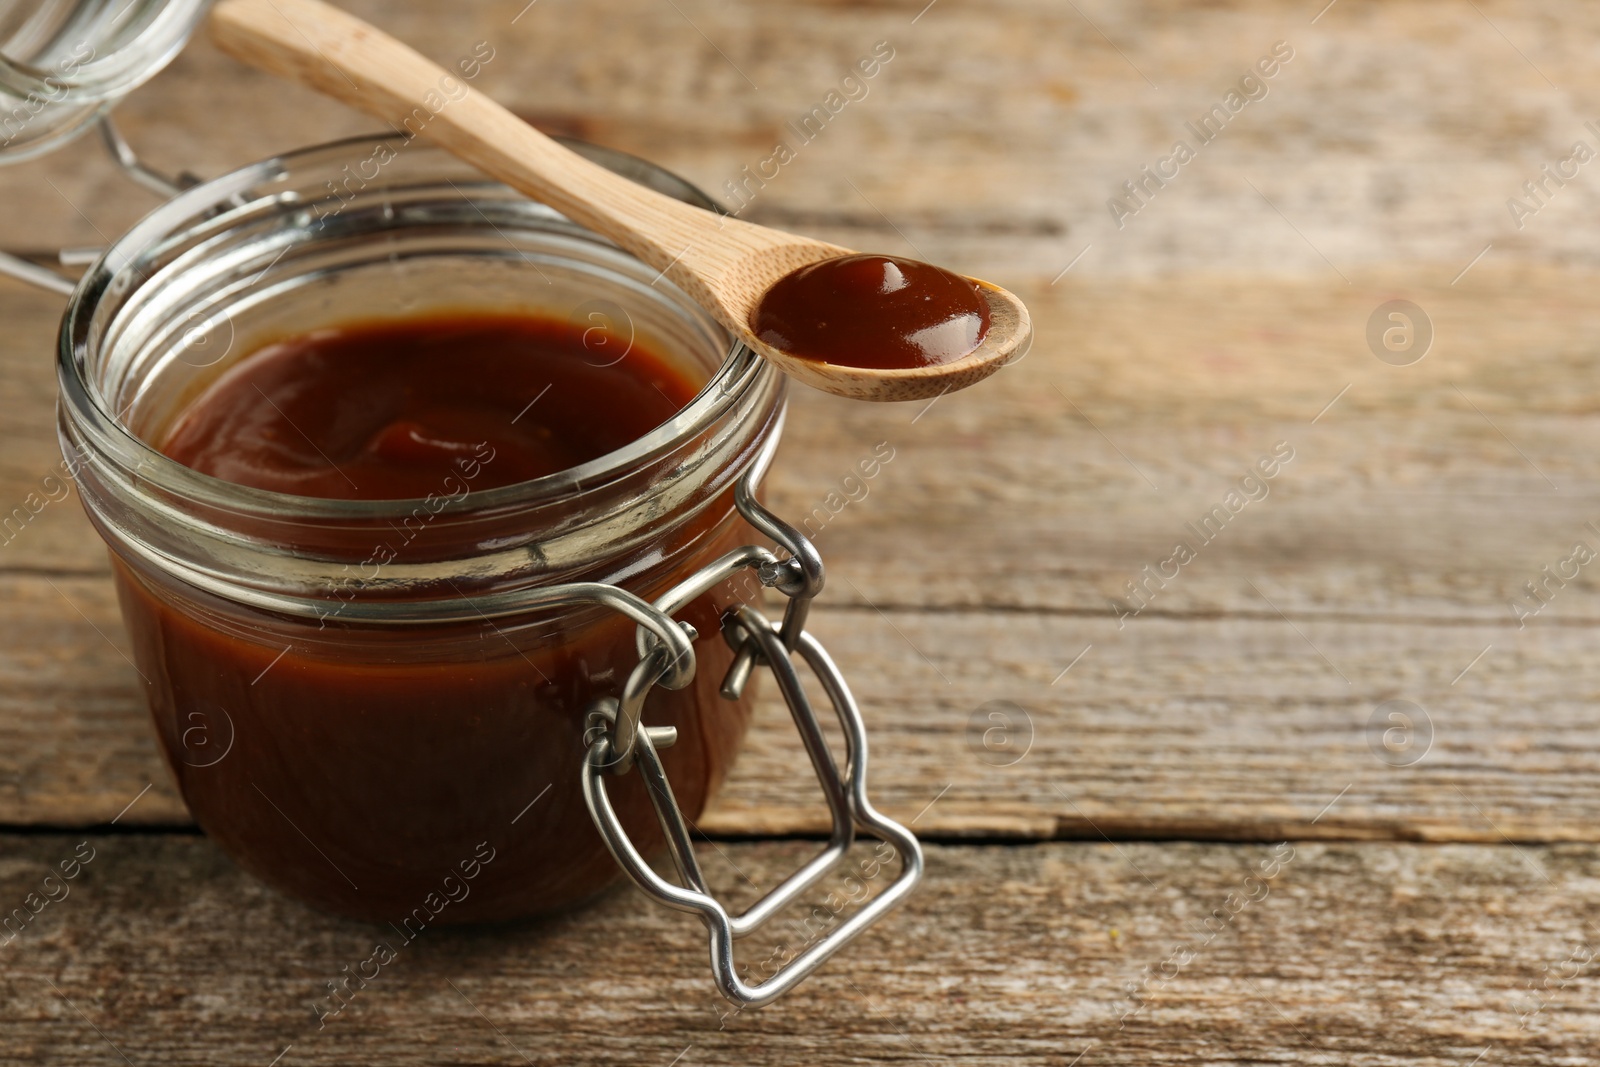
[116,312,758,924]
[161,313,692,498]
[752,252,991,370]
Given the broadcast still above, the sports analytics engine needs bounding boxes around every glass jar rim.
[57,132,770,526]
[0,0,207,102]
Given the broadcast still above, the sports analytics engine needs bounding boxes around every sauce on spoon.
[752,253,991,371]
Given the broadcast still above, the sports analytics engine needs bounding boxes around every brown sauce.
[751,253,991,370]
[118,312,756,924]
[162,312,692,498]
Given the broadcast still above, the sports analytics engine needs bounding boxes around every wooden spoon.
[209,0,1030,402]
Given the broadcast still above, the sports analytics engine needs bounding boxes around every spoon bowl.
[209,0,1031,402]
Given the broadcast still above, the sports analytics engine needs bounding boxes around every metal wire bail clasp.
[580,469,924,1007]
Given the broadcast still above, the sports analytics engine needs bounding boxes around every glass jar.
[0,0,208,161]
[57,133,787,924]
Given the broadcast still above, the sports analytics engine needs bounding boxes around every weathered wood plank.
[0,0,1594,1060]
[0,2,1597,842]
[2,0,1596,280]
[9,269,1600,626]
[1,834,1594,1065]
[0,4,1596,621]
[9,571,1600,841]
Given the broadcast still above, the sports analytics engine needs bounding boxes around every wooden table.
[3,1,1598,1062]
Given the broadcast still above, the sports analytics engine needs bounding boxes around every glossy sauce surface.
[751,252,991,370]
[124,312,756,924]
[164,313,694,498]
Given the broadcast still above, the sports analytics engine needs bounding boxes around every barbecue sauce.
[117,312,756,924]
[162,313,691,497]
[752,252,991,370]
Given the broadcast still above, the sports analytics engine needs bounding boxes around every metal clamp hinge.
[579,473,923,1006]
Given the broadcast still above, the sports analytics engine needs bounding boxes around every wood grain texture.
[1,0,1598,1058]
[0,0,1593,280]
[3,263,1598,845]
[2,834,1596,1065]
[5,195,1600,840]
[9,269,1600,619]
[8,568,1600,842]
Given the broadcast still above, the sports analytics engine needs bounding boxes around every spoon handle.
[210,0,723,285]
[209,0,1029,404]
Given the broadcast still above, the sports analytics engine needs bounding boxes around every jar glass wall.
[57,134,785,923]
